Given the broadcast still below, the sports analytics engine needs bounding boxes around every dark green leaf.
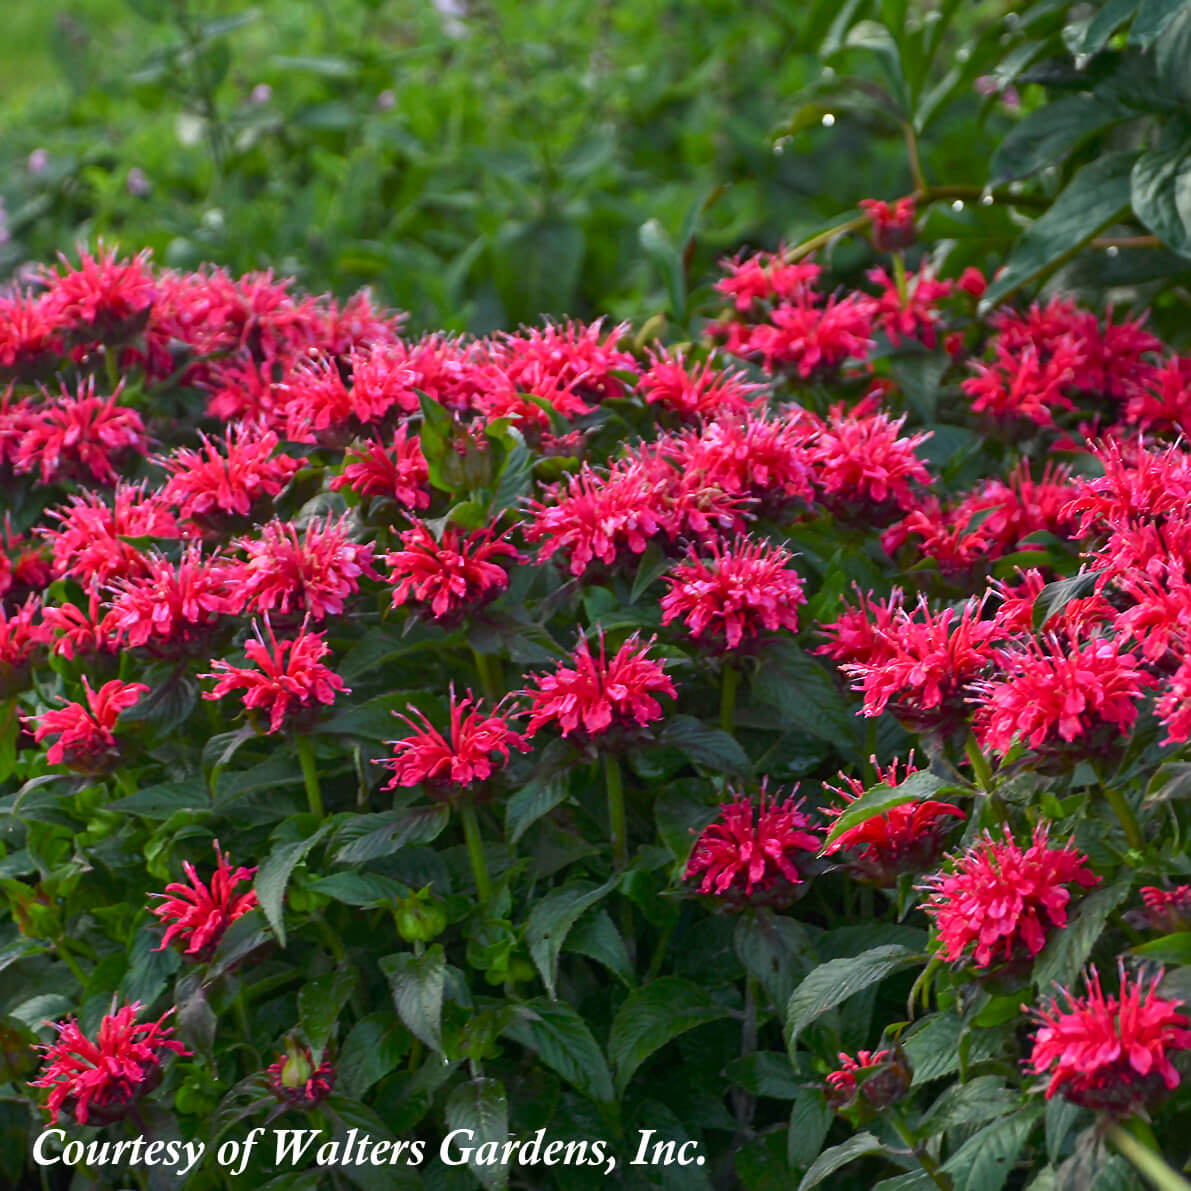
[526,877,617,998]
[255,822,332,946]
[1131,0,1187,47]
[609,977,731,1095]
[503,998,614,1102]
[1034,875,1132,991]
[822,769,950,849]
[338,1014,409,1099]
[335,805,450,864]
[991,96,1129,184]
[380,945,446,1054]
[797,1132,887,1191]
[941,1106,1042,1191]
[299,968,357,1061]
[1132,140,1191,259]
[660,715,751,774]
[787,1086,833,1170]
[444,1078,509,1191]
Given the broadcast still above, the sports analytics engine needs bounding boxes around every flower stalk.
[1106,1120,1191,1191]
[459,800,492,904]
[295,735,325,818]
[605,753,628,871]
[720,662,739,735]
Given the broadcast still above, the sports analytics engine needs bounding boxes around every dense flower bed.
[1,221,1191,1190]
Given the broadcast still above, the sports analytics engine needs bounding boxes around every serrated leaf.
[255,822,332,947]
[891,352,949,423]
[1155,5,1191,102]
[734,913,814,1011]
[564,907,635,986]
[797,1132,887,1191]
[822,769,950,849]
[307,871,408,907]
[505,741,573,844]
[299,968,357,1062]
[786,945,918,1050]
[334,805,450,864]
[1032,571,1102,631]
[660,714,751,774]
[503,998,613,1102]
[490,437,533,517]
[942,1106,1042,1191]
[337,1013,409,1099]
[1131,0,1186,47]
[526,876,617,998]
[609,977,731,1095]
[630,542,672,603]
[1132,140,1191,259]
[788,1086,833,1170]
[991,96,1128,184]
[921,1076,1019,1137]
[108,778,211,819]
[444,1078,509,1191]
[725,1051,803,1100]
[1034,874,1132,992]
[380,946,446,1054]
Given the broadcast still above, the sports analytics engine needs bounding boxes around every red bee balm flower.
[380,686,529,798]
[201,619,349,733]
[684,787,820,908]
[1132,886,1191,935]
[1028,964,1191,1114]
[860,196,916,252]
[920,826,1100,970]
[328,425,430,509]
[32,677,148,772]
[825,1049,910,1112]
[232,514,379,621]
[638,348,766,419]
[385,523,519,620]
[822,756,965,887]
[973,634,1154,763]
[660,533,806,650]
[267,1046,336,1109]
[149,840,259,960]
[30,1003,189,1125]
[524,632,676,740]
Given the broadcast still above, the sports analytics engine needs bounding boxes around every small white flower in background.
[28,148,49,175]
[127,168,151,197]
[432,0,468,38]
[250,83,273,105]
[375,90,396,111]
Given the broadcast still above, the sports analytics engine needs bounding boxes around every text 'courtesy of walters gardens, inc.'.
[33,1125,708,1178]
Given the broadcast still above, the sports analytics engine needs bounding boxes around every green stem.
[471,648,499,702]
[1107,1121,1191,1191]
[460,800,492,904]
[645,923,673,981]
[295,735,324,818]
[720,663,739,736]
[113,768,136,798]
[604,754,628,871]
[964,735,992,792]
[893,251,909,305]
[1103,785,1144,852]
[54,940,88,988]
[889,1113,952,1191]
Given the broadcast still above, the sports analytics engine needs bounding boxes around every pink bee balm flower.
[281,347,417,440]
[744,292,875,378]
[11,377,147,485]
[714,249,821,311]
[42,585,116,660]
[972,633,1154,762]
[860,196,916,252]
[1028,963,1191,1114]
[267,1046,336,1109]
[962,340,1081,427]
[41,245,157,338]
[30,1003,189,1125]
[231,513,379,621]
[380,686,529,797]
[1130,886,1191,935]
[328,425,430,509]
[149,840,259,960]
[0,291,65,376]
[104,545,237,653]
[638,348,766,420]
[865,264,952,349]
[524,631,676,741]
[824,1048,910,1111]
[660,533,806,650]
[385,523,519,621]
[684,786,821,908]
[822,755,965,887]
[494,318,637,404]
[920,825,1100,970]
[32,677,148,772]
[1156,652,1191,745]
[201,618,349,733]
[1123,355,1191,437]
[158,425,303,525]
[0,596,49,689]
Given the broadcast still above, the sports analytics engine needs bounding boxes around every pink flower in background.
[714,249,820,311]
[329,426,430,509]
[1028,964,1191,1114]
[638,348,766,419]
[920,825,1100,969]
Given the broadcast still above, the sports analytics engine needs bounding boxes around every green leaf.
[563,908,635,986]
[1133,933,1191,964]
[307,871,408,907]
[1132,138,1191,258]
[725,1051,803,1100]
[505,741,573,844]
[630,542,672,604]
[787,1086,833,1170]
[797,1132,887,1191]
[941,1106,1042,1191]
[822,769,950,849]
[526,876,617,998]
[660,715,751,774]
[1034,874,1132,991]
[337,1014,409,1099]
[983,153,1136,307]
[255,821,331,946]
[752,647,861,748]
[786,945,918,1050]
[503,998,614,1102]
[490,436,534,518]
[444,1078,509,1191]
[380,945,446,1055]
[903,1012,1007,1086]
[1079,0,1139,53]
[640,218,686,323]
[1131,0,1187,48]
[890,352,949,423]
[299,968,357,1062]
[108,778,211,819]
[609,977,731,1095]
[334,805,451,864]
[734,913,814,1012]
[1033,570,1102,632]
[920,1076,1019,1137]
[991,96,1129,184]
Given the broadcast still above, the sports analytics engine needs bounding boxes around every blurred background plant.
[2,1,1190,335]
